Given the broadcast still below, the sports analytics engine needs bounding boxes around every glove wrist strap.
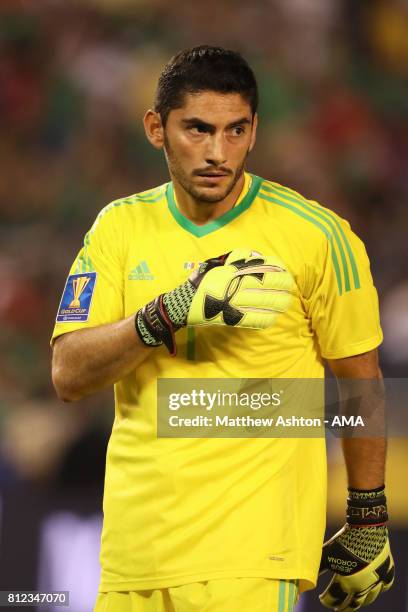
[135,295,178,356]
[347,485,388,526]
[135,253,231,356]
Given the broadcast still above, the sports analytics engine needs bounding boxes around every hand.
[187,248,294,328]
[135,248,294,355]
[319,487,394,611]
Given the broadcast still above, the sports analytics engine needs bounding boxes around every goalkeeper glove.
[135,248,294,355]
[319,486,394,611]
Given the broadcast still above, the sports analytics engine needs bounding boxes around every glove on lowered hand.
[319,486,394,611]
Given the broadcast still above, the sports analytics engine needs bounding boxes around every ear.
[143,109,164,149]
[249,113,258,153]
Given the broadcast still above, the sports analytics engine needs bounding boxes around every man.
[51,46,394,612]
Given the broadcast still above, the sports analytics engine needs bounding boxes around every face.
[145,91,257,204]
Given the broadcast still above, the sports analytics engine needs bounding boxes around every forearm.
[52,315,152,401]
[328,350,387,490]
[342,437,386,490]
[339,374,386,489]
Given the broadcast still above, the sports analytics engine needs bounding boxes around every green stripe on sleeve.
[274,182,360,288]
[134,187,166,203]
[136,192,166,203]
[258,191,343,294]
[120,192,165,206]
[137,186,166,201]
[308,199,360,289]
[261,183,351,292]
[264,182,360,290]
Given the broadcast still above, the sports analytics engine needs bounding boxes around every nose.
[205,133,227,166]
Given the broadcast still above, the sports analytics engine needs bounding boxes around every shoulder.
[255,176,366,263]
[254,176,367,294]
[102,183,168,219]
[87,183,168,237]
[83,183,168,250]
[256,177,354,245]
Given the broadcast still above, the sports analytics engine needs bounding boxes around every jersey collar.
[166,173,262,237]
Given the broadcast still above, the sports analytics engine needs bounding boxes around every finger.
[232,290,293,314]
[237,269,295,293]
[319,575,351,610]
[361,581,383,607]
[225,249,263,264]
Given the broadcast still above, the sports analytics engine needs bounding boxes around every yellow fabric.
[94,578,299,612]
[52,173,382,594]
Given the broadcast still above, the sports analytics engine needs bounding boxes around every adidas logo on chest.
[128,261,154,280]
[128,260,202,282]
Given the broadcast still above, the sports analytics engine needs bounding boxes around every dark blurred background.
[0,0,407,610]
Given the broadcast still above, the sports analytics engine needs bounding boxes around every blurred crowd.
[0,0,408,487]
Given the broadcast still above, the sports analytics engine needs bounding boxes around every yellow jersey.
[52,172,382,593]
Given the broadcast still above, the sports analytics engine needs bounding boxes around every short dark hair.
[154,45,259,126]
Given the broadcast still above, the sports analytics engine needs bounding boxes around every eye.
[189,125,209,134]
[229,126,245,136]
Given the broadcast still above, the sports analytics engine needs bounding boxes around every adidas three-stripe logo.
[128,261,154,280]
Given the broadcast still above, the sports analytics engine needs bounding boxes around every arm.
[327,348,386,489]
[52,315,151,402]
[52,249,293,403]
[319,349,394,610]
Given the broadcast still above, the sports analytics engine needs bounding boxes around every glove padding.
[187,249,294,329]
[136,248,294,355]
[319,524,395,611]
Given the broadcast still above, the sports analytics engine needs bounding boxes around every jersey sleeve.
[51,205,125,343]
[303,218,383,360]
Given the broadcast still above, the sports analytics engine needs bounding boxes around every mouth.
[197,172,228,177]
[195,172,229,184]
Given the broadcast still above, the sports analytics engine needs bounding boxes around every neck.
[171,173,246,225]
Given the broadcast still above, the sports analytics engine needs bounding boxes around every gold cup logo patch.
[69,276,91,308]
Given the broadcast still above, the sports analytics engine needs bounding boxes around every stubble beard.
[164,134,248,204]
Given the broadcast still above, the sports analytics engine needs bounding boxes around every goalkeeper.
[51,46,393,612]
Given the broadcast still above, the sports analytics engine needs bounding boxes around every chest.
[122,212,310,327]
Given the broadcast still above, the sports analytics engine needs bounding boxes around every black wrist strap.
[347,486,388,526]
[136,295,177,356]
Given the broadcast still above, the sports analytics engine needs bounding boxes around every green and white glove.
[319,486,395,611]
[135,248,294,355]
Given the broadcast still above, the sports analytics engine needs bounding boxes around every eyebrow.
[181,117,252,129]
